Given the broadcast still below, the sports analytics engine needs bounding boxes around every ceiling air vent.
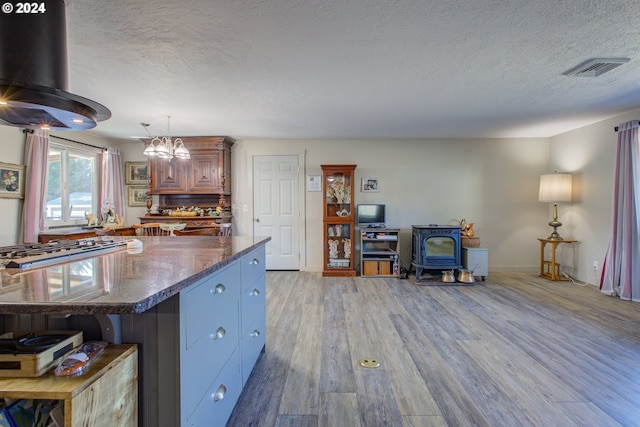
[563,58,630,77]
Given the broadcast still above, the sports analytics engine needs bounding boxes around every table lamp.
[538,171,572,240]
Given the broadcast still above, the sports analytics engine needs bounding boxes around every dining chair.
[218,223,232,236]
[173,228,219,236]
[132,223,171,236]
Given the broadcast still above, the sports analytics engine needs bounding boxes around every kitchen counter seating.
[0,236,269,427]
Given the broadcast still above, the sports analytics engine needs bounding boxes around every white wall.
[0,126,27,245]
[2,107,635,280]
[550,109,640,284]
[233,137,550,272]
[114,137,149,225]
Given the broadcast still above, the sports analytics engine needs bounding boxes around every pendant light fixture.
[142,116,190,160]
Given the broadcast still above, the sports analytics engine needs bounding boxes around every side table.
[537,238,577,281]
[462,247,488,280]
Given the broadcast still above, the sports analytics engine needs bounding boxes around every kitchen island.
[0,235,270,427]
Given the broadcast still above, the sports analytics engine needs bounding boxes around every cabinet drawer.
[182,308,239,418]
[184,218,224,228]
[241,246,266,290]
[186,348,242,427]
[241,318,266,386]
[184,262,240,349]
[363,261,378,276]
[139,217,225,227]
[241,274,266,336]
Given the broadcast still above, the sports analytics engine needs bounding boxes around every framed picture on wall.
[125,161,148,185]
[128,186,149,207]
[361,177,379,192]
[0,162,26,199]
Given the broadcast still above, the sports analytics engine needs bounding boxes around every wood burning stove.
[411,225,462,280]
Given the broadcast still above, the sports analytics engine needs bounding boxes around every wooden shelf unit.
[360,228,400,277]
[0,344,138,427]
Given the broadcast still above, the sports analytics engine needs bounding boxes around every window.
[45,142,100,227]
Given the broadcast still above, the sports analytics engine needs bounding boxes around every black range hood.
[0,0,110,130]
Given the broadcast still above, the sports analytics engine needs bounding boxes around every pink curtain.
[21,130,50,243]
[600,120,640,301]
[101,147,125,223]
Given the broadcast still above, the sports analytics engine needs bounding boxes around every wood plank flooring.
[227,272,640,426]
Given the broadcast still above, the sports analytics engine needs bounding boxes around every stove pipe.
[0,0,110,130]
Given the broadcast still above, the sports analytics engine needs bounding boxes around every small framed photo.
[125,161,148,185]
[128,186,149,207]
[361,177,379,192]
[0,162,26,199]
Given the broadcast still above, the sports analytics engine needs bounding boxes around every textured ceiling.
[62,0,640,140]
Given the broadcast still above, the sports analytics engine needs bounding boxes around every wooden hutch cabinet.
[146,136,233,195]
[322,164,357,277]
[141,136,234,229]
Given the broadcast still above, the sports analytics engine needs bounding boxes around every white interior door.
[253,155,300,270]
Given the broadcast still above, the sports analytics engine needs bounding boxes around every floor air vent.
[563,58,630,77]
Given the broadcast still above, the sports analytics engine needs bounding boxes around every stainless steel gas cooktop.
[0,239,127,270]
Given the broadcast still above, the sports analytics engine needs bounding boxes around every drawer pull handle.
[250,329,261,337]
[213,384,227,402]
[213,284,226,294]
[250,258,260,265]
[213,327,226,340]
[250,288,260,296]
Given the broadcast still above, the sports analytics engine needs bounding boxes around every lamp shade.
[538,172,572,203]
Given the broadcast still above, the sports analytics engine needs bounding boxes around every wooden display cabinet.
[322,164,357,277]
[146,136,234,195]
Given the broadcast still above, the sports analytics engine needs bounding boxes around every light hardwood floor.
[227,271,640,426]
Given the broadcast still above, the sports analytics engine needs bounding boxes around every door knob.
[254,218,260,223]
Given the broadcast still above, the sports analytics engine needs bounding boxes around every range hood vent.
[563,58,630,77]
[0,0,110,130]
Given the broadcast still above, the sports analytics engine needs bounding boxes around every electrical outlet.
[593,261,598,269]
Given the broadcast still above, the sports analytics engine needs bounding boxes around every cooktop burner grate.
[0,239,128,270]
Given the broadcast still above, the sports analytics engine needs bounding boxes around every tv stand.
[360,228,400,277]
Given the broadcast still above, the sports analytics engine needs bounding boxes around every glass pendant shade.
[142,117,190,160]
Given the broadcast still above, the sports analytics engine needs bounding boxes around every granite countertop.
[0,236,270,315]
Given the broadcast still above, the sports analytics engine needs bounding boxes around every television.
[357,204,386,227]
